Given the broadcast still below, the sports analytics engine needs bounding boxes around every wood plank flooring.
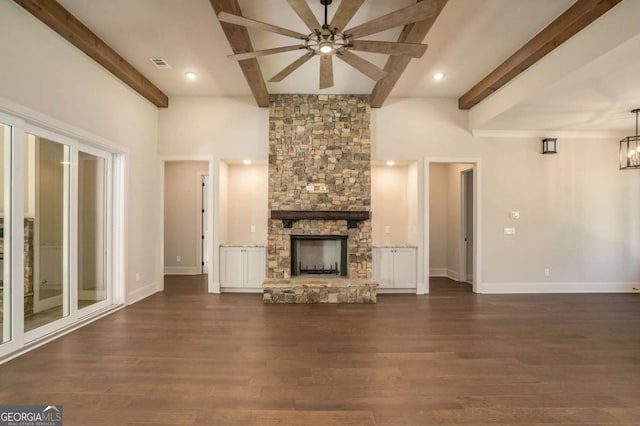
[0,275,639,425]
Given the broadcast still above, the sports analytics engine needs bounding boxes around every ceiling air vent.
[149,57,171,69]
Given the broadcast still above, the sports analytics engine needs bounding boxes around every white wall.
[159,96,640,292]
[0,1,162,303]
[371,164,409,246]
[376,98,640,291]
[222,163,268,245]
[407,162,419,246]
[217,161,229,246]
[164,161,208,274]
[158,97,268,159]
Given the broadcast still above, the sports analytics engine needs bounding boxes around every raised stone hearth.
[263,278,377,304]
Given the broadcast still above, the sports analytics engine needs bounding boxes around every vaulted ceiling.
[20,0,640,135]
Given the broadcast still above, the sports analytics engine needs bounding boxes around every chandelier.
[620,109,640,169]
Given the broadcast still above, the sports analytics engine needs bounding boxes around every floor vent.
[149,57,171,69]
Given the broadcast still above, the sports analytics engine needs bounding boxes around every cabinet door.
[373,248,394,288]
[393,248,416,288]
[220,247,244,288]
[245,247,266,288]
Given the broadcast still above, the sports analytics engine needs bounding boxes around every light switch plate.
[504,227,516,235]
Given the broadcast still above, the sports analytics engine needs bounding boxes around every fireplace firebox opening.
[290,235,348,277]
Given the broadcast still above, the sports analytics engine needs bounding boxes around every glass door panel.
[78,151,107,309]
[24,134,70,332]
[0,123,11,345]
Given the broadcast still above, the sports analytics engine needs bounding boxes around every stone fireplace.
[291,235,348,277]
[263,94,377,303]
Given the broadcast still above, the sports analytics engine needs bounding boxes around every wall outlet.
[135,272,140,282]
[544,268,550,277]
[503,227,516,235]
[251,225,256,233]
[384,226,391,234]
[176,255,181,262]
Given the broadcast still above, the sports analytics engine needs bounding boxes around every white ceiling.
[55,0,640,135]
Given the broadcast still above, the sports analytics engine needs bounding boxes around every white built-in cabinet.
[372,247,417,289]
[220,246,266,289]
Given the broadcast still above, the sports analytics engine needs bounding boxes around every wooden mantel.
[270,210,370,229]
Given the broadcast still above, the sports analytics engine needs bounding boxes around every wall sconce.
[542,138,557,154]
[620,109,640,169]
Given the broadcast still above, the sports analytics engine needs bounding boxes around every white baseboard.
[477,282,640,294]
[429,268,447,277]
[377,288,417,294]
[127,282,160,305]
[429,268,460,281]
[446,269,459,280]
[220,287,262,293]
[164,266,201,275]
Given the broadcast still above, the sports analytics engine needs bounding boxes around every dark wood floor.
[0,276,639,425]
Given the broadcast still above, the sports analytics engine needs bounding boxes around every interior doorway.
[426,159,480,294]
[163,161,210,277]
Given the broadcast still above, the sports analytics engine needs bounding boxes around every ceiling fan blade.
[336,50,387,81]
[349,40,428,58]
[287,0,321,32]
[269,52,315,82]
[218,11,307,40]
[329,0,365,31]
[344,1,438,39]
[320,55,334,89]
[228,45,304,61]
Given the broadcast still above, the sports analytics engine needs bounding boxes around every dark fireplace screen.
[290,235,348,277]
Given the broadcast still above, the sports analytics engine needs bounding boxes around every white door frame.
[159,156,216,293]
[199,173,209,274]
[424,157,482,293]
[459,168,474,285]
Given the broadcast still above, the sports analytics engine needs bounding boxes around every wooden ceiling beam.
[210,0,269,108]
[13,0,169,108]
[370,0,448,109]
[458,0,622,110]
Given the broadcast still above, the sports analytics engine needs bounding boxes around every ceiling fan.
[218,0,436,89]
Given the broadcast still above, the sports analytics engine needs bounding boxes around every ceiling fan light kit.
[218,0,435,89]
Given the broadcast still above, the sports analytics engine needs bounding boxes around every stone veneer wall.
[268,94,372,279]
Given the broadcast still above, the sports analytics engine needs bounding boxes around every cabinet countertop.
[372,246,418,248]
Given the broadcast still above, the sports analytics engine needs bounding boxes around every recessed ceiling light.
[185,72,197,80]
[432,72,445,81]
[386,160,395,166]
[243,160,252,165]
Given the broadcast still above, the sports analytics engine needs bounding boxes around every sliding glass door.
[24,133,70,333]
[21,128,114,342]
[77,150,109,312]
[0,113,118,356]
